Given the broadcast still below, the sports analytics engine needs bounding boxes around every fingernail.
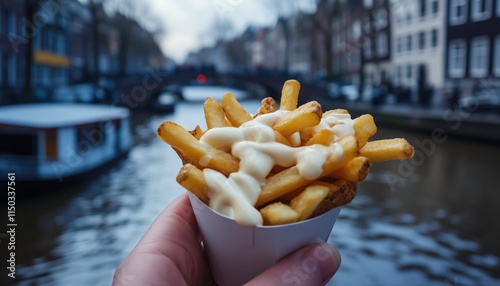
[300,243,341,285]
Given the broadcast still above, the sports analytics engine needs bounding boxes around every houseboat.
[0,103,131,182]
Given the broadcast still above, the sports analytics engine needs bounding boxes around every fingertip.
[246,243,341,286]
[301,243,341,284]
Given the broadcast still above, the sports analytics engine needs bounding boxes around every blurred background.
[1,0,499,285]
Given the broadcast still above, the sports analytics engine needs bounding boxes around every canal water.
[10,98,500,286]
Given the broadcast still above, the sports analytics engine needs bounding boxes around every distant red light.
[197,74,206,84]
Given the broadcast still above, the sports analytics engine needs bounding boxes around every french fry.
[329,156,371,182]
[260,202,300,225]
[176,164,209,204]
[221,92,252,127]
[157,121,239,176]
[204,97,228,129]
[273,101,322,137]
[280,79,300,111]
[323,109,349,117]
[256,135,358,207]
[360,138,414,163]
[305,128,335,146]
[254,97,277,117]
[311,181,357,217]
[278,186,306,202]
[353,114,377,148]
[189,125,205,140]
[274,131,291,146]
[289,184,331,221]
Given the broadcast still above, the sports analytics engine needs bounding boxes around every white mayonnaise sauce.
[199,110,355,226]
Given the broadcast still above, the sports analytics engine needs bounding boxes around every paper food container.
[188,193,341,286]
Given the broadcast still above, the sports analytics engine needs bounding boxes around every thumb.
[245,243,341,286]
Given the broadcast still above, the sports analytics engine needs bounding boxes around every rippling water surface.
[11,98,500,286]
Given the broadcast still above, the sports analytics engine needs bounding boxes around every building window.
[7,10,16,34]
[450,0,468,25]
[449,40,466,77]
[364,38,372,59]
[350,50,360,68]
[55,68,64,85]
[377,32,388,57]
[34,31,42,50]
[431,0,439,14]
[352,21,361,39]
[56,32,65,55]
[375,9,388,29]
[405,1,414,23]
[470,37,490,77]
[418,31,426,50]
[497,0,500,16]
[7,53,16,86]
[31,64,37,85]
[396,65,402,84]
[431,29,438,48]
[396,10,403,23]
[495,37,500,76]
[397,37,402,54]
[407,34,413,52]
[17,55,24,87]
[42,65,50,86]
[407,64,412,79]
[419,0,427,17]
[471,0,492,21]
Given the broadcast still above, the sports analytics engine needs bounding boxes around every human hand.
[113,193,341,285]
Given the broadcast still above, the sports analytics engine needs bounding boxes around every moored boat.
[0,103,131,183]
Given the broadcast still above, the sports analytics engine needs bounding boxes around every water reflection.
[330,127,500,286]
[11,99,500,286]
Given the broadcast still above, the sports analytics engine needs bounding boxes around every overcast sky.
[146,0,315,63]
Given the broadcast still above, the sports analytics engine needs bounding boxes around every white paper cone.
[188,193,341,286]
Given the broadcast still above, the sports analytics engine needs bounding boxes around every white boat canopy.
[0,103,130,128]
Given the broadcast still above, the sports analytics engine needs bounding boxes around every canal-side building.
[445,0,500,97]
[362,0,392,91]
[288,12,315,78]
[31,0,73,101]
[0,0,92,103]
[391,0,446,106]
[262,20,287,73]
[67,0,92,84]
[331,0,364,86]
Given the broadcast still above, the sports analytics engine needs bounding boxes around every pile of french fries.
[157,80,414,226]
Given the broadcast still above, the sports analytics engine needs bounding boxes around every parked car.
[459,87,500,113]
[340,85,359,101]
[326,83,359,101]
[326,82,341,99]
[151,91,176,113]
[53,83,102,103]
[73,83,100,103]
[362,85,384,105]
